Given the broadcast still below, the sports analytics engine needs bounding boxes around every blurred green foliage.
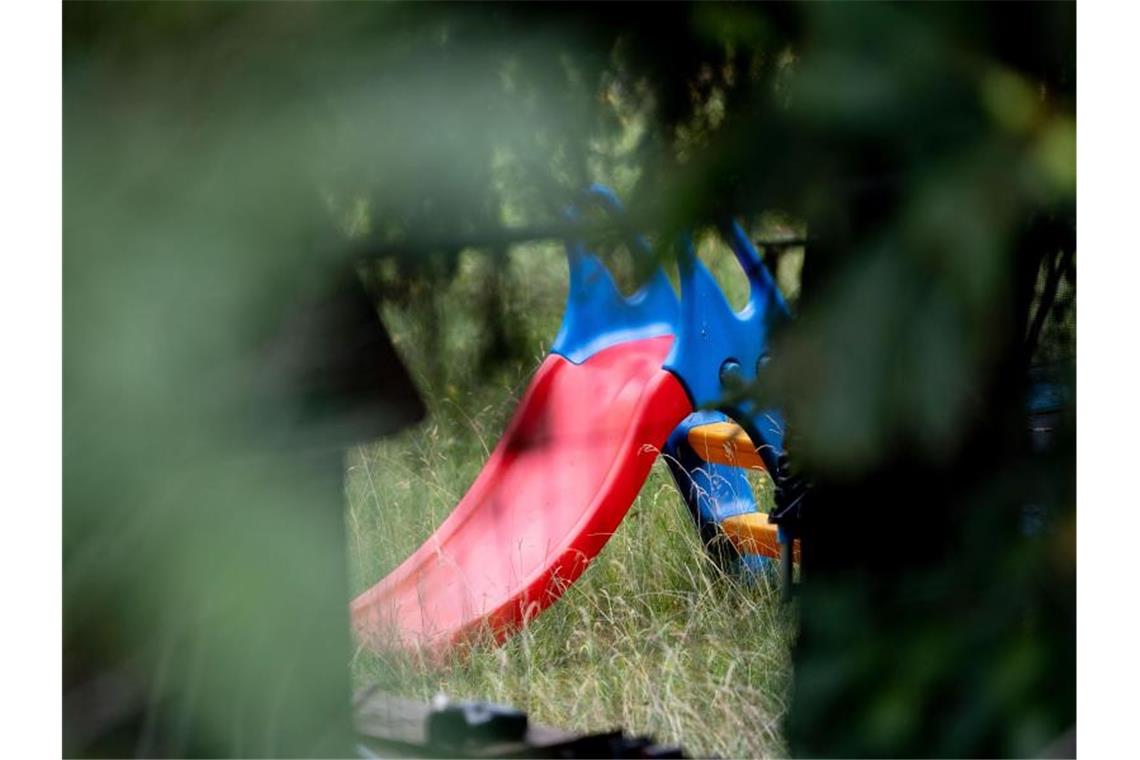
[65,2,1073,757]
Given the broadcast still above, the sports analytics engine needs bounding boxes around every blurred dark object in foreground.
[260,268,426,448]
[354,686,684,759]
[64,265,425,756]
[784,58,1075,760]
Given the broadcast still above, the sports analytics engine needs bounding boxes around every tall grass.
[345,240,797,757]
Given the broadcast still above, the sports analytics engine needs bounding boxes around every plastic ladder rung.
[686,422,767,470]
[720,512,801,563]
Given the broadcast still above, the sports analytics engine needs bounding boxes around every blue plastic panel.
[663,222,790,470]
[550,185,680,365]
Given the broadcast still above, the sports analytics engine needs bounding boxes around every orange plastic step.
[720,512,801,563]
[686,422,767,470]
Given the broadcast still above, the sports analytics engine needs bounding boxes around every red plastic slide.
[351,335,692,655]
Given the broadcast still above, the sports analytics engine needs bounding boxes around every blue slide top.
[550,185,679,365]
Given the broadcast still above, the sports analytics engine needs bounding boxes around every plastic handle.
[567,183,654,260]
[720,220,791,324]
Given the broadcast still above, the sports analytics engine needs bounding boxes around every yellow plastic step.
[720,512,800,563]
[686,422,767,470]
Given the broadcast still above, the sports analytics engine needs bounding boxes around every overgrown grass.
[345,240,797,758]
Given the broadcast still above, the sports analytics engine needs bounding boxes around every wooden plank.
[353,685,430,747]
[352,686,683,758]
[686,422,767,470]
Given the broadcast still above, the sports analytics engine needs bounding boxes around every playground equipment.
[351,185,796,655]
[664,412,800,578]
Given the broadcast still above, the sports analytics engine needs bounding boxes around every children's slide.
[351,186,789,655]
[350,336,692,653]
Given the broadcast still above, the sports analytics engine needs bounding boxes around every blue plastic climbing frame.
[550,184,679,365]
[552,185,794,574]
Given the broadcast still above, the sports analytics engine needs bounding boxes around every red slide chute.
[351,335,692,655]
